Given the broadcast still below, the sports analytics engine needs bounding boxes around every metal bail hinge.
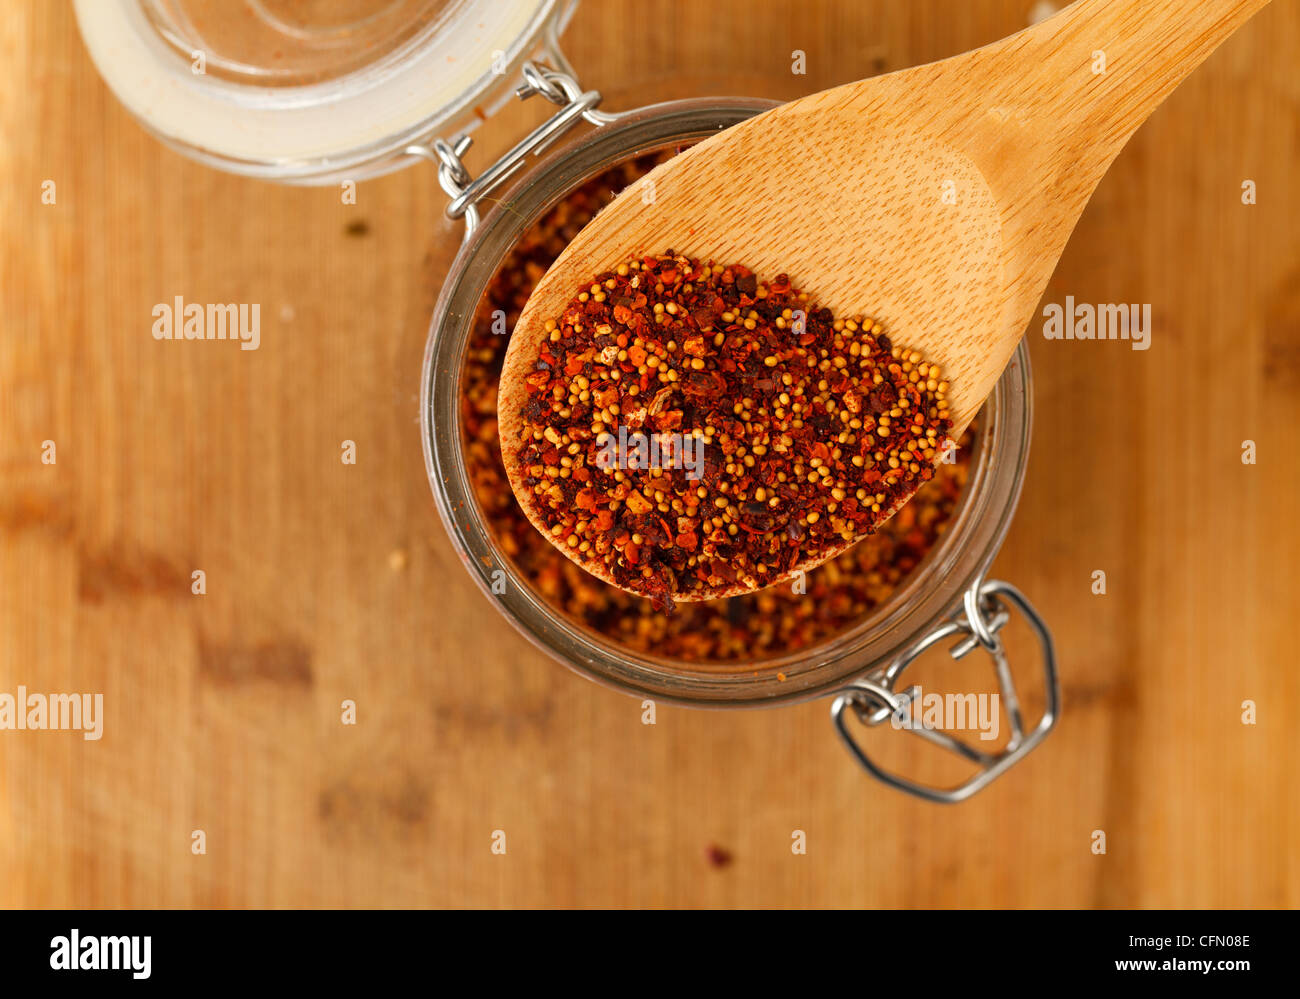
[830,579,1060,803]
[408,61,622,237]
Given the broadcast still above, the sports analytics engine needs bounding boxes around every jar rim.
[75,0,566,184]
[422,96,1032,708]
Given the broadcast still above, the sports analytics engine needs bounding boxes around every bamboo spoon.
[499,0,1270,601]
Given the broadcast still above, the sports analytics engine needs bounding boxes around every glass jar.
[422,82,1059,803]
[78,6,1059,802]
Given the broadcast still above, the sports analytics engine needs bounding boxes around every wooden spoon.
[499,0,1269,601]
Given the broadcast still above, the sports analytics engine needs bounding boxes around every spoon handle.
[1026,0,1268,139]
[939,0,1270,329]
[967,0,1271,187]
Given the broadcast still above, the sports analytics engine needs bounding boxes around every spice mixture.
[461,156,974,660]
[509,254,954,603]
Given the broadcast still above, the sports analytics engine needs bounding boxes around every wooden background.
[1,0,1297,908]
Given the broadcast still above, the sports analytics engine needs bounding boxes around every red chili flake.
[705,844,733,868]
[625,491,652,515]
[593,385,619,409]
[652,412,682,433]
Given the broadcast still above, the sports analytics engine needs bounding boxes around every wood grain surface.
[1,0,1297,908]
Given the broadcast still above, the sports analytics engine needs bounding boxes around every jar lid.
[75,0,568,183]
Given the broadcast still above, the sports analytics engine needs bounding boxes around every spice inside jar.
[460,155,975,662]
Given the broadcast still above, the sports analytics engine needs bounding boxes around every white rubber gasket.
[74,0,555,178]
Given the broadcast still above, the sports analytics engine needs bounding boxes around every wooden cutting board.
[1,0,1296,908]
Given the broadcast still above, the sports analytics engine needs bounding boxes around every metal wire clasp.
[830,579,1060,803]
[407,61,622,237]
